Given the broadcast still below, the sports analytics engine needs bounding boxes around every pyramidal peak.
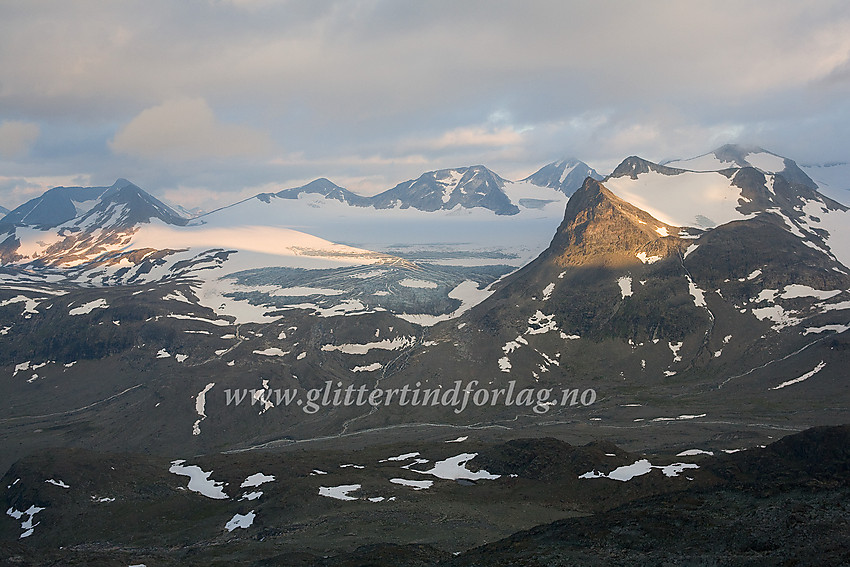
[522,158,603,196]
[542,177,682,268]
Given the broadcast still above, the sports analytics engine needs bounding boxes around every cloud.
[411,125,527,152]
[2,1,850,209]
[109,98,273,161]
[0,120,39,158]
[0,174,93,208]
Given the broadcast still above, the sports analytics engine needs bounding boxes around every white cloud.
[110,98,273,161]
[0,121,39,158]
[1,2,850,209]
[415,125,527,151]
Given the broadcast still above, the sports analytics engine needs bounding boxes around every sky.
[1,0,850,212]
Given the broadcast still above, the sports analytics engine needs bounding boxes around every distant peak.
[110,178,135,190]
[712,143,766,155]
[608,156,683,180]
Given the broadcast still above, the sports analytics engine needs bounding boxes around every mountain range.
[1,144,848,564]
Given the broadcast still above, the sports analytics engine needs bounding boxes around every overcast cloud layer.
[1,0,849,210]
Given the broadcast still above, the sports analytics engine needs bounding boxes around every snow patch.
[771,361,826,390]
[636,251,663,264]
[69,298,108,316]
[318,484,361,501]
[241,472,275,488]
[225,511,255,532]
[352,362,383,372]
[322,336,416,355]
[168,460,228,499]
[412,453,499,481]
[252,348,289,357]
[579,459,699,481]
[192,382,215,436]
[390,478,433,490]
[617,276,633,298]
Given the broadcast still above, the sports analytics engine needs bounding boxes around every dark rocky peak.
[608,156,685,180]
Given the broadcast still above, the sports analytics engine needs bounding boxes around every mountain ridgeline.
[0,143,847,469]
[1,144,850,564]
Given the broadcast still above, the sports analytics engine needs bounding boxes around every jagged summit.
[607,156,685,180]
[370,165,519,215]
[274,177,372,207]
[523,158,602,196]
[544,177,681,267]
[0,178,186,231]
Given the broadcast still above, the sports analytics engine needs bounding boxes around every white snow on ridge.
[603,170,755,229]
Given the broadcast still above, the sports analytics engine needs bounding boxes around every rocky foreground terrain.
[2,425,849,566]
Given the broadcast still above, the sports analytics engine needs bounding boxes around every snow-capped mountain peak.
[523,158,602,196]
[0,178,185,232]
[370,165,519,215]
[273,178,372,207]
[664,144,818,189]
